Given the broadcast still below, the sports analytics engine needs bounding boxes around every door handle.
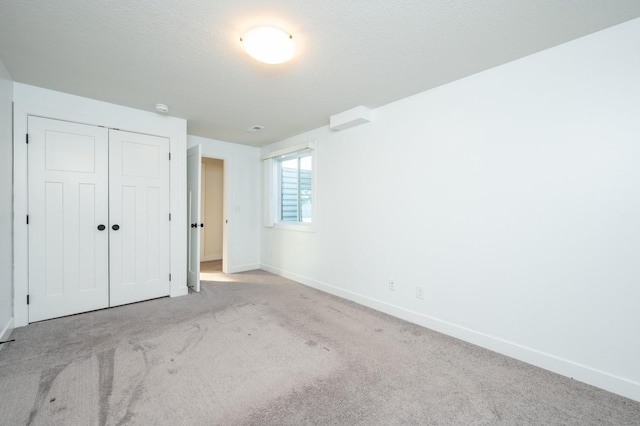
[191,223,197,228]
[112,224,120,231]
[200,223,204,228]
[97,224,106,231]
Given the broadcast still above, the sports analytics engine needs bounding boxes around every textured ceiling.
[1,1,640,146]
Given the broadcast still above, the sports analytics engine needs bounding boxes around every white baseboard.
[228,263,261,274]
[201,255,222,262]
[0,317,14,350]
[260,264,640,403]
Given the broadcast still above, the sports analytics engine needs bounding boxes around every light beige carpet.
[200,260,223,282]
[1,269,639,425]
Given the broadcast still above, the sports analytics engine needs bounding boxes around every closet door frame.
[13,92,187,327]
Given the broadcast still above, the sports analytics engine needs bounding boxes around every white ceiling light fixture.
[155,103,169,113]
[240,26,294,65]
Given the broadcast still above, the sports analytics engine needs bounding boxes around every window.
[278,151,312,223]
[262,142,315,230]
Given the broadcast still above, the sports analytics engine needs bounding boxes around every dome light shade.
[240,26,294,64]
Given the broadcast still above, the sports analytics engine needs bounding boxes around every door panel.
[28,116,109,322]
[109,130,171,306]
[187,145,201,291]
[78,183,98,290]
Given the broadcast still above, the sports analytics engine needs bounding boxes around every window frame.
[262,142,316,232]
[276,149,313,224]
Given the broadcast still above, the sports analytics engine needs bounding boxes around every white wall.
[188,135,261,273]
[261,18,640,401]
[0,59,14,343]
[13,83,188,327]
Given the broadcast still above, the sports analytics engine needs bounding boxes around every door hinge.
[26,134,29,144]
[169,273,172,281]
[26,215,29,225]
[169,213,171,221]
[169,152,171,160]
[27,294,30,305]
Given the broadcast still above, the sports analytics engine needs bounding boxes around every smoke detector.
[155,103,169,113]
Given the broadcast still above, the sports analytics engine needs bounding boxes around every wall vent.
[330,106,372,131]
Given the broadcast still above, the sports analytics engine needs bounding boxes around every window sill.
[272,222,316,232]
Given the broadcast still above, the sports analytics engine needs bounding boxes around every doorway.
[200,158,224,260]
[187,148,228,290]
[200,157,225,281]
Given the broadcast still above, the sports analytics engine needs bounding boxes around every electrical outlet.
[416,286,424,299]
[389,280,395,291]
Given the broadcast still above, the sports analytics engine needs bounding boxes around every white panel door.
[28,116,110,322]
[187,145,201,292]
[109,130,171,306]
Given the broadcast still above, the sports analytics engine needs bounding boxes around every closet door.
[109,130,171,306]
[28,116,110,322]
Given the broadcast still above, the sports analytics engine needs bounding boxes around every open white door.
[187,145,201,291]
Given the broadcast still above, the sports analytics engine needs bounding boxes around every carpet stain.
[26,363,67,425]
[98,348,116,426]
[214,306,241,323]
[491,405,503,421]
[176,323,206,355]
[305,340,318,347]
[115,387,142,426]
[116,346,151,426]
